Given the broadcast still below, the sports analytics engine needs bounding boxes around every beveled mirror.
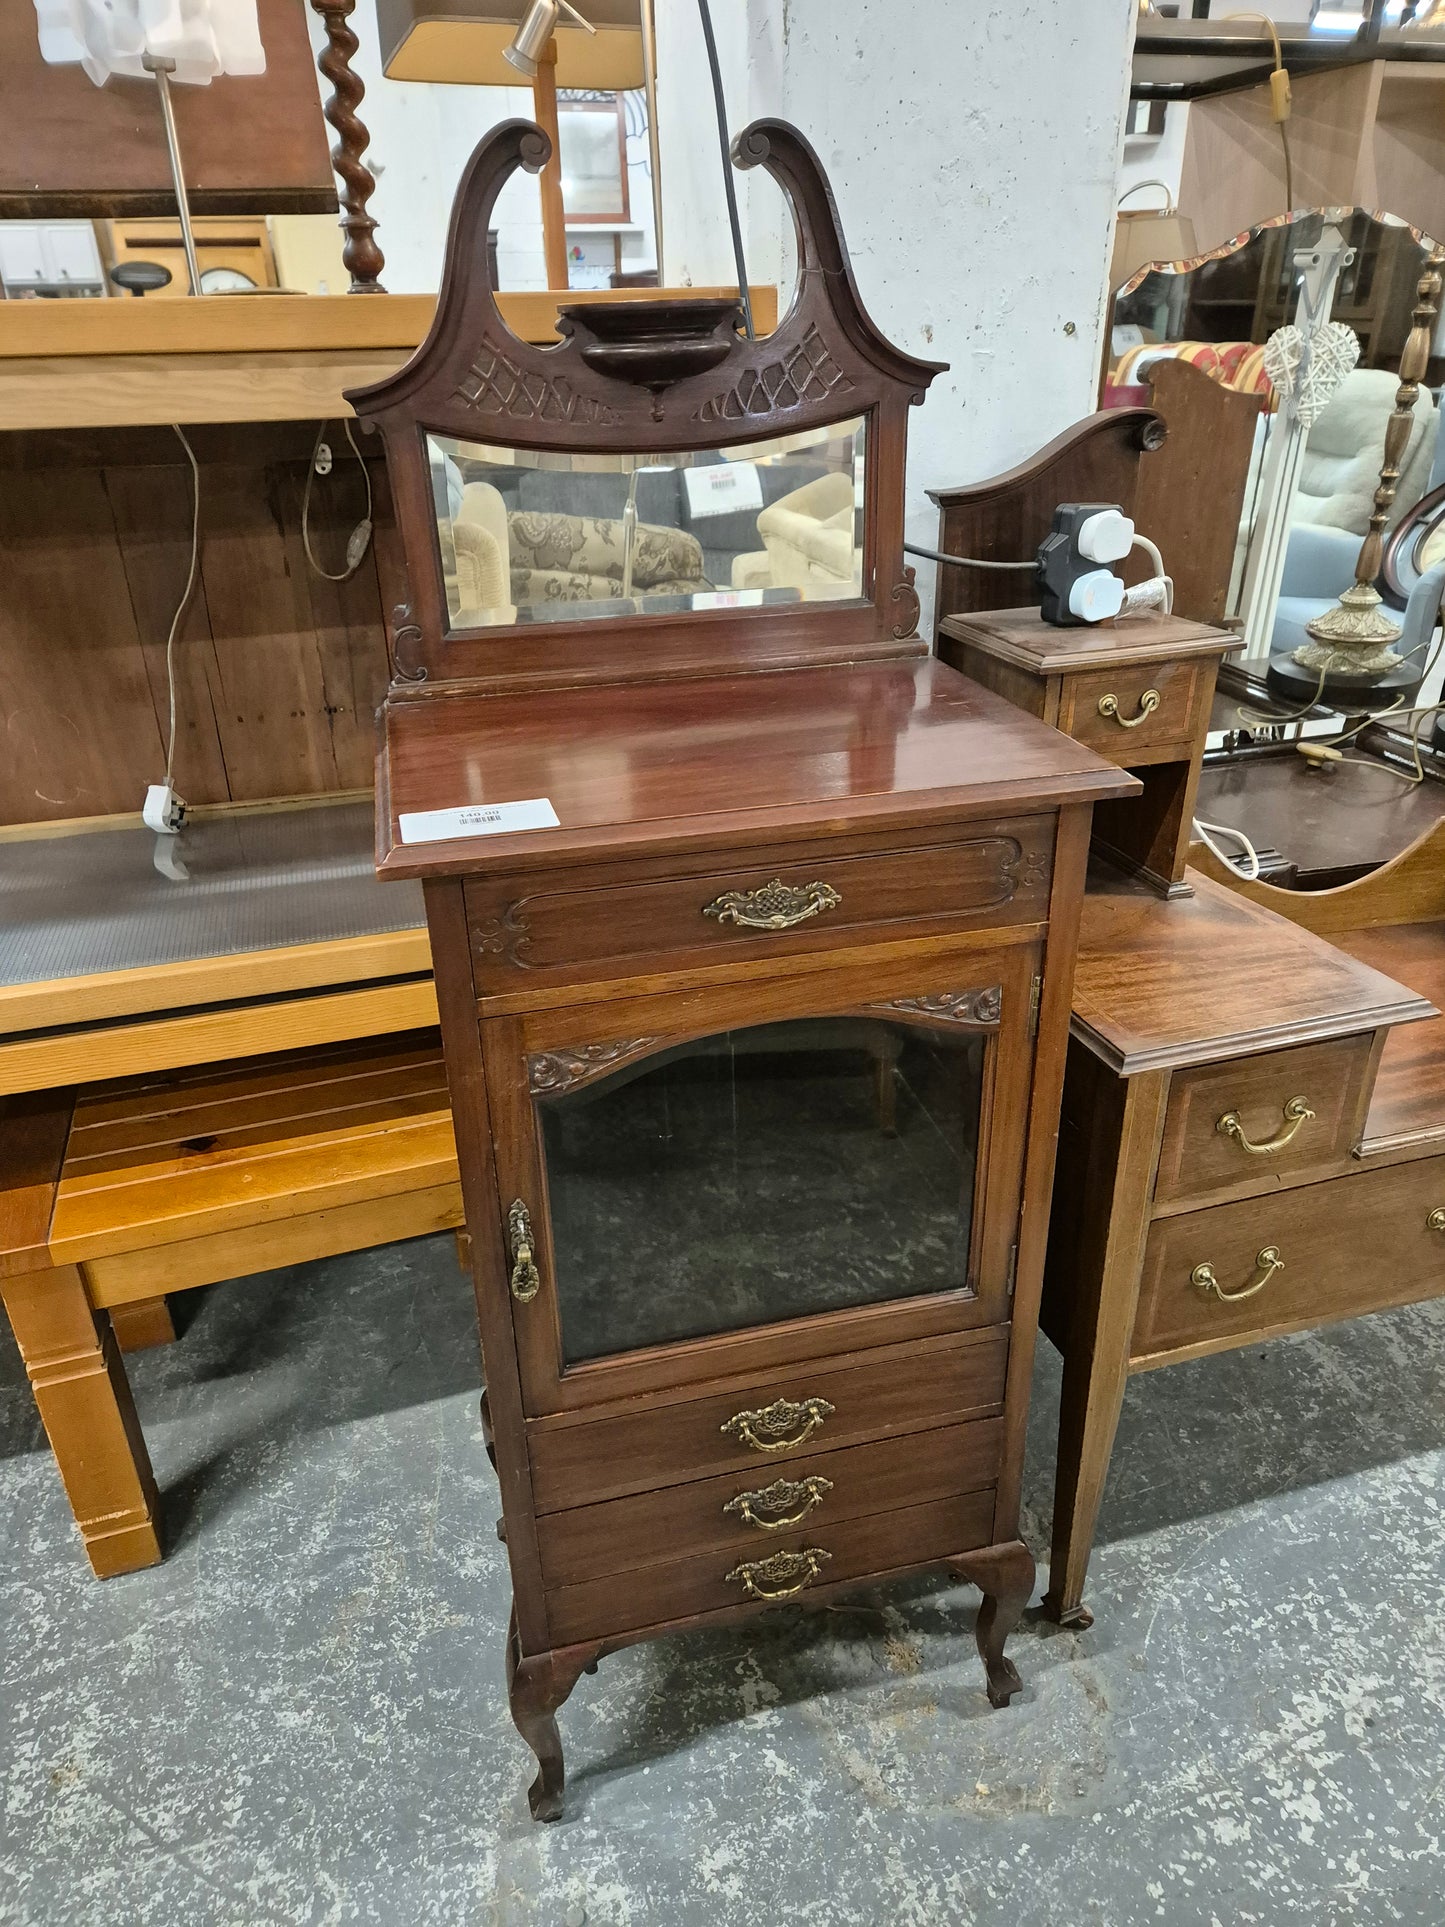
[349,118,942,692]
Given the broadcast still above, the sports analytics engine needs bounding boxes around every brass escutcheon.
[507,1198,540,1302]
[723,1474,834,1531]
[720,1395,836,1454]
[702,878,842,931]
[1429,1208,1445,1233]
[725,1546,832,1601]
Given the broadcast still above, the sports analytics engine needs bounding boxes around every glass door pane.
[537,1016,987,1364]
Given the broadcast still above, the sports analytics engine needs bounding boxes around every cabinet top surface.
[1071,866,1437,1076]
[939,608,1240,677]
[376,657,1137,879]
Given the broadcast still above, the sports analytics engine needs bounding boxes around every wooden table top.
[376,658,1139,880]
[938,608,1238,677]
[1071,866,1437,1076]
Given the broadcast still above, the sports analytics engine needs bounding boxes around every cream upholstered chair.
[1293,368,1437,537]
[451,481,516,623]
[731,470,860,595]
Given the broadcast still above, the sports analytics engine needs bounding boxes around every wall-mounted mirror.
[427,415,869,631]
[1106,209,1445,664]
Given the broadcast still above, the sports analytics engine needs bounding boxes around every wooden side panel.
[0,427,390,824]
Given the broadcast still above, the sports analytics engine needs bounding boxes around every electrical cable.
[302,418,374,583]
[695,0,754,340]
[163,425,201,790]
[1193,816,1262,880]
[904,541,1037,572]
[1221,13,1293,212]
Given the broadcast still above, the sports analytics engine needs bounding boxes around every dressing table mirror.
[350,115,1135,1819]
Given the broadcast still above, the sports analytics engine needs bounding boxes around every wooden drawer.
[527,1327,1010,1513]
[537,1414,1004,1588]
[1154,1034,1376,1209]
[1133,1151,1445,1360]
[465,817,1053,990]
[1058,659,1204,765]
[545,1487,997,1646]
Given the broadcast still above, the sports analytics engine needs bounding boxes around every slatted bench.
[0,1032,462,1577]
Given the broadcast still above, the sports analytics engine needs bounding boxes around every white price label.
[399,798,560,845]
[683,461,764,519]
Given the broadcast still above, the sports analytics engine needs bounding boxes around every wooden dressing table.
[351,117,1135,1818]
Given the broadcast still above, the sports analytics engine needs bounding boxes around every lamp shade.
[377,0,645,89]
[1110,182,1198,296]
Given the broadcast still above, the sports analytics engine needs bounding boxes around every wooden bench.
[0,1032,462,1577]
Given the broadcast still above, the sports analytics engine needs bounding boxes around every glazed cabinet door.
[481,947,1040,1415]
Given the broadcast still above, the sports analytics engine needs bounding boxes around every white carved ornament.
[1263,321,1361,430]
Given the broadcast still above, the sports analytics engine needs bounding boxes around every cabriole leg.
[952,1539,1036,1708]
[505,1610,599,1821]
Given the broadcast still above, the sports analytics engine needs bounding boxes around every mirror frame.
[348,118,944,693]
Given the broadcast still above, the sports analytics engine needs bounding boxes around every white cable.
[164,425,201,790]
[1193,816,1262,880]
[302,418,374,582]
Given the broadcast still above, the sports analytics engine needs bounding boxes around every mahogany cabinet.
[352,117,1133,1817]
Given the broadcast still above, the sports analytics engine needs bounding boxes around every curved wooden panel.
[1188,817,1445,933]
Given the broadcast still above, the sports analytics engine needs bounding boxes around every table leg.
[0,1264,162,1578]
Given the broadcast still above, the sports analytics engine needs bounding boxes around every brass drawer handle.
[1429,1208,1445,1233]
[720,1395,835,1454]
[702,878,842,931]
[507,1198,540,1302]
[1216,1095,1316,1156]
[1191,1245,1284,1304]
[724,1474,834,1531]
[1097,688,1161,729]
[725,1547,832,1601]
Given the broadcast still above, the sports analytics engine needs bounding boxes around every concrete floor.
[2,1233,1443,1926]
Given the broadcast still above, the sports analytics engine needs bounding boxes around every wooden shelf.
[0,286,779,431]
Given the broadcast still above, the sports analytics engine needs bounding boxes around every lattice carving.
[694,324,853,423]
[453,350,622,425]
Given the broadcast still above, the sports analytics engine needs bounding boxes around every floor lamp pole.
[639,0,664,282]
[141,52,202,296]
[532,38,571,292]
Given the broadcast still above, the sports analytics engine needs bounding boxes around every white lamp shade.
[34,0,265,86]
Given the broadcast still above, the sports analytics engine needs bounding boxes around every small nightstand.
[937,610,1239,897]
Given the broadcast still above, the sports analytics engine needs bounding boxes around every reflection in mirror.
[427,416,868,630]
[1107,210,1445,659]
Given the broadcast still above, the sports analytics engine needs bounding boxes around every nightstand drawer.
[527,1328,1010,1513]
[1058,659,1204,764]
[1154,1034,1377,1208]
[465,817,1053,988]
[536,1414,1004,1589]
[545,1487,997,1646]
[1133,1152,1445,1360]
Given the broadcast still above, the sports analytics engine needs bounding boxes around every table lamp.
[34,0,267,297]
[375,0,658,292]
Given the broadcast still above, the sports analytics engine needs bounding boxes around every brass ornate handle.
[1216,1095,1316,1156]
[1096,688,1162,729]
[1429,1208,1445,1233]
[725,1547,832,1601]
[723,1474,834,1531]
[702,878,842,931]
[507,1198,540,1302]
[720,1395,836,1454]
[1191,1245,1284,1304]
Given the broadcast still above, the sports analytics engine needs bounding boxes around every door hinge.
[1028,973,1042,1041]
[1007,1242,1019,1299]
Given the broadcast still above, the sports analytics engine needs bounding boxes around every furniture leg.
[0,1265,162,1578]
[1042,1064,1168,1628]
[109,1294,178,1352]
[951,1539,1035,1707]
[505,1607,600,1821]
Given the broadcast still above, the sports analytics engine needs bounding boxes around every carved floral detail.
[527,1037,659,1095]
[390,603,426,683]
[452,348,622,425]
[694,323,853,422]
[881,985,1002,1028]
[473,903,532,966]
[1000,844,1050,893]
[888,573,921,639]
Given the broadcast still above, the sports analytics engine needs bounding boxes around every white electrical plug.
[143,782,187,834]
[1077,509,1135,566]
[1068,569,1127,622]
